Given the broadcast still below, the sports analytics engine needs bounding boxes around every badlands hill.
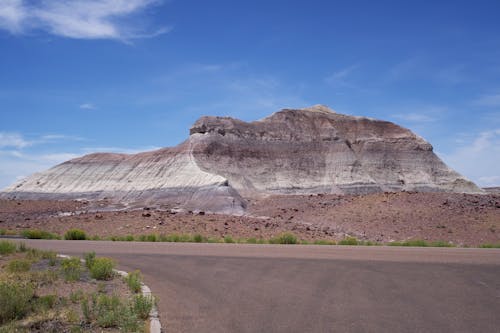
[1,105,482,213]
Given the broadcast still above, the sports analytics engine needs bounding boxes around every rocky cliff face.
[1,105,482,213]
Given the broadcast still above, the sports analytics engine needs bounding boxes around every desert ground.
[1,191,499,246]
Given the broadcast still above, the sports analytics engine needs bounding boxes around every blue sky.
[0,0,499,189]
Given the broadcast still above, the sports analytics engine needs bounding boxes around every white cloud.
[0,132,31,148]
[439,129,500,187]
[0,0,168,40]
[79,103,96,110]
[0,149,78,189]
[325,64,359,88]
[392,113,436,123]
[473,93,500,107]
[0,0,26,33]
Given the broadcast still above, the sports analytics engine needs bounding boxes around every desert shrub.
[64,229,87,240]
[224,236,235,243]
[32,294,57,312]
[314,240,336,245]
[70,290,85,304]
[90,257,115,280]
[388,240,429,247]
[0,240,17,255]
[430,241,455,247]
[84,251,96,269]
[6,259,31,273]
[21,229,59,240]
[82,293,140,331]
[40,250,57,260]
[269,233,298,244]
[338,237,359,245]
[125,235,135,242]
[193,234,204,243]
[0,281,34,324]
[479,243,500,248]
[146,234,158,242]
[0,229,5,236]
[132,294,154,320]
[207,237,221,243]
[125,270,142,293]
[61,257,82,281]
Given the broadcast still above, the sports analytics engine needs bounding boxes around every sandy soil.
[0,192,499,246]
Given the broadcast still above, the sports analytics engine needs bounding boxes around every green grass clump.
[338,237,359,245]
[146,234,158,242]
[479,243,500,248]
[21,229,59,239]
[64,229,87,240]
[132,294,154,320]
[61,257,82,282]
[32,294,57,312]
[269,233,298,244]
[430,241,455,247]
[388,240,429,247]
[82,293,140,331]
[125,235,135,241]
[125,270,142,293]
[193,234,205,243]
[84,251,96,269]
[0,240,17,255]
[224,236,235,243]
[6,259,31,273]
[313,240,336,245]
[89,257,115,280]
[0,229,6,236]
[0,281,34,324]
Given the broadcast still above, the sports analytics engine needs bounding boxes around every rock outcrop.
[1,105,482,213]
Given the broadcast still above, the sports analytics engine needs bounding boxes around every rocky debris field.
[0,192,499,246]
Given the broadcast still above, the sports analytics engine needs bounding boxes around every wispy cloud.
[0,132,31,148]
[0,0,169,41]
[473,93,500,107]
[390,105,447,124]
[439,129,500,187]
[79,103,96,110]
[325,64,359,88]
[392,113,437,123]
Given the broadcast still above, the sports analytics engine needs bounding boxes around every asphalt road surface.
[10,240,500,333]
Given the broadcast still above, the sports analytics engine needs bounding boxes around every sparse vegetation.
[0,240,17,255]
[314,239,337,245]
[224,235,235,243]
[21,229,60,239]
[388,240,429,247]
[84,251,96,269]
[61,257,82,281]
[0,281,34,324]
[89,257,115,280]
[269,233,298,244]
[6,259,31,273]
[0,242,154,332]
[64,229,87,240]
[132,294,155,320]
[479,243,500,248]
[125,270,143,293]
[338,237,359,245]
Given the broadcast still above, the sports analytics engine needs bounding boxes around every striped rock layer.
[1,105,482,213]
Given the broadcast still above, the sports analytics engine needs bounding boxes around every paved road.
[10,240,500,333]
